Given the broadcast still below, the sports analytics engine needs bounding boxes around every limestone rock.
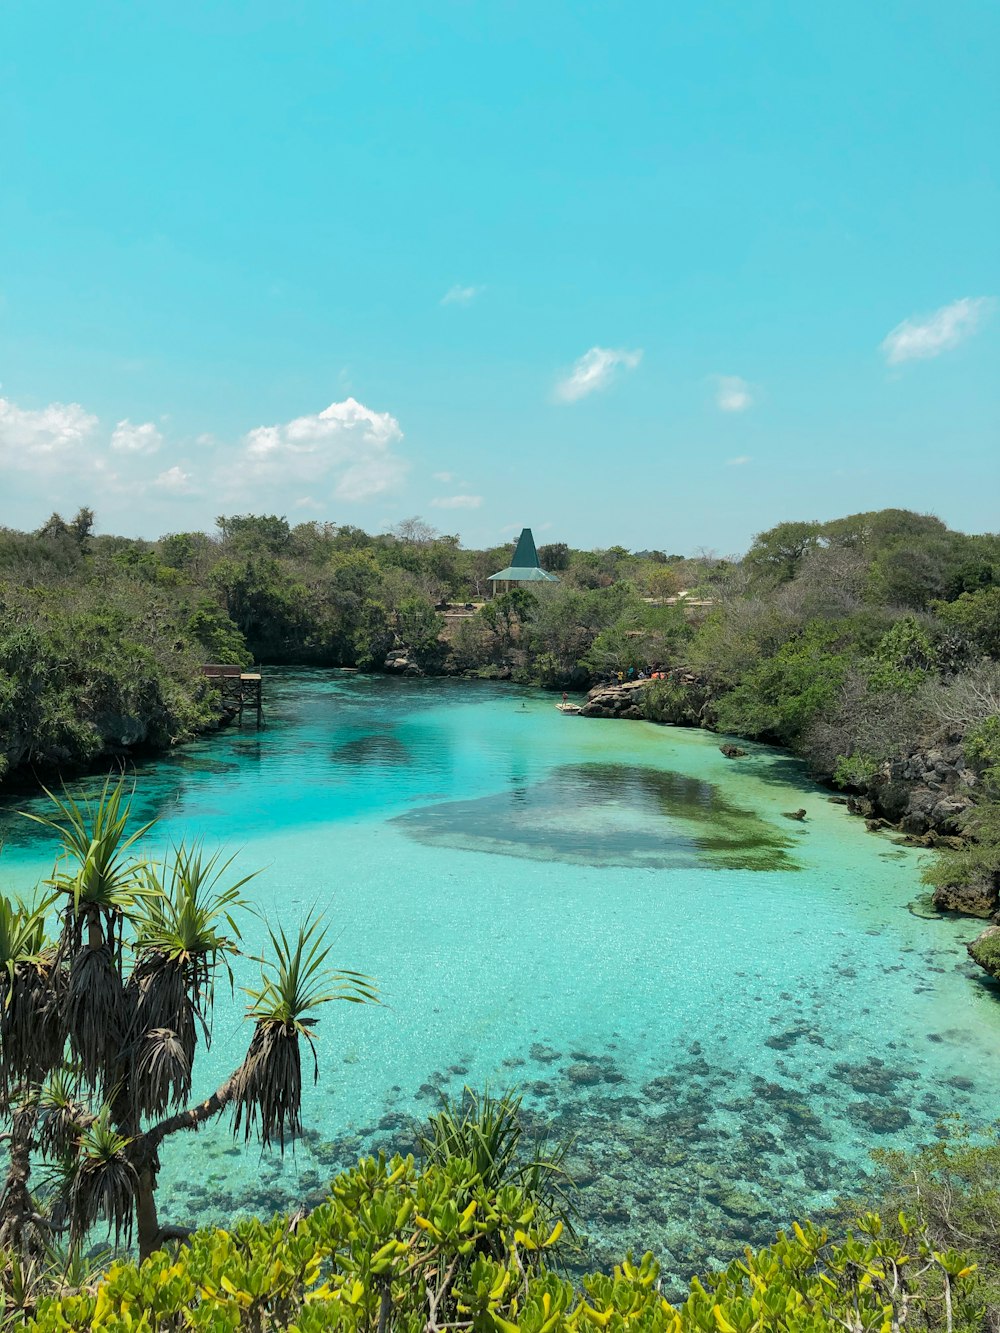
[933,873,998,918]
[968,925,1000,979]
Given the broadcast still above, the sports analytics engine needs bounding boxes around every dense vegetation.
[4,517,1000,1329]
[6,1099,999,1330]
[2,504,998,914]
[8,1156,983,1332]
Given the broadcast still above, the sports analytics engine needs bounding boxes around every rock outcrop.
[850,739,977,841]
[968,925,1000,979]
[579,680,648,720]
[383,650,423,676]
[932,874,999,918]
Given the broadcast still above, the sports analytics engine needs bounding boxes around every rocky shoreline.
[574,677,998,930]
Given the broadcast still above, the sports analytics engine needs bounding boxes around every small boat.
[555,702,581,714]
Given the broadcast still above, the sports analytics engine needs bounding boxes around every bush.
[12,1155,978,1332]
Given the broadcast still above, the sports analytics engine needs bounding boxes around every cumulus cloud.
[431,494,483,509]
[111,419,162,453]
[0,396,98,468]
[433,470,456,483]
[881,296,994,364]
[154,466,195,494]
[554,346,642,403]
[714,375,754,413]
[726,455,752,466]
[243,397,406,501]
[440,284,483,306]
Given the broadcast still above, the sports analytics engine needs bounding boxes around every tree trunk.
[135,1160,161,1262]
[0,1105,39,1254]
[130,1068,241,1258]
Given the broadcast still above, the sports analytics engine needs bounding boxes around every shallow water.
[2,670,997,1283]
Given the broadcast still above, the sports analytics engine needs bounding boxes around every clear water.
[2,670,997,1283]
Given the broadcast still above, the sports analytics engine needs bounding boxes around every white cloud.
[714,375,754,413]
[111,419,162,453]
[554,346,642,403]
[154,466,194,494]
[0,396,98,469]
[431,494,483,509]
[726,455,752,466]
[441,284,483,306]
[880,296,994,364]
[433,470,456,483]
[243,396,406,501]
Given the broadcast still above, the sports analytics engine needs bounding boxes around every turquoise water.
[2,670,998,1283]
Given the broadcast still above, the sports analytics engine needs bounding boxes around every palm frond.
[64,946,125,1090]
[22,779,154,926]
[0,895,64,1094]
[0,892,54,980]
[133,841,253,1003]
[68,1109,136,1246]
[231,1019,304,1152]
[244,912,378,1030]
[133,1026,191,1118]
[231,913,377,1153]
[37,1068,94,1160]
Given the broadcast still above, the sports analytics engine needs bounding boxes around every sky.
[0,1,997,555]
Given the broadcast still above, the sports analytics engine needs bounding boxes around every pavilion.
[487,528,560,595]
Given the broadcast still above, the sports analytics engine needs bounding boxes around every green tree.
[744,520,822,584]
[0,782,375,1264]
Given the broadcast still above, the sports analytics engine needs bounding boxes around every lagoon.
[1,670,997,1283]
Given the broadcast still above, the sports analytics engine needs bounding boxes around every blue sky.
[1,1,997,554]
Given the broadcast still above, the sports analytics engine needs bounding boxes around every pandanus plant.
[0,779,376,1272]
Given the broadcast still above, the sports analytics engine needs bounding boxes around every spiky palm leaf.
[232,914,377,1151]
[22,779,155,948]
[133,1027,191,1119]
[64,946,125,1090]
[244,913,378,1030]
[0,894,64,1094]
[68,1110,136,1246]
[133,841,253,1010]
[419,1087,576,1238]
[37,1068,94,1161]
[124,846,253,1119]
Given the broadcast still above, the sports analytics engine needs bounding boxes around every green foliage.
[418,1088,574,1236]
[832,753,880,789]
[396,597,444,654]
[868,1122,1000,1331]
[866,616,935,694]
[185,598,249,666]
[0,574,217,781]
[921,802,1000,892]
[744,520,822,584]
[968,928,1000,977]
[15,1153,976,1332]
[934,587,1000,658]
[714,623,851,745]
[965,717,1000,794]
[0,785,372,1267]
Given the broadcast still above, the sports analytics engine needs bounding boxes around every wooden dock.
[201,664,264,727]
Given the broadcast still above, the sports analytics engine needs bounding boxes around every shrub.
[12,1155,976,1332]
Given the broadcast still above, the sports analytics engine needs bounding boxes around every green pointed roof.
[511,527,539,568]
[488,528,560,584]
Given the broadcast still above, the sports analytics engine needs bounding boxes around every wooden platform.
[201,665,264,727]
